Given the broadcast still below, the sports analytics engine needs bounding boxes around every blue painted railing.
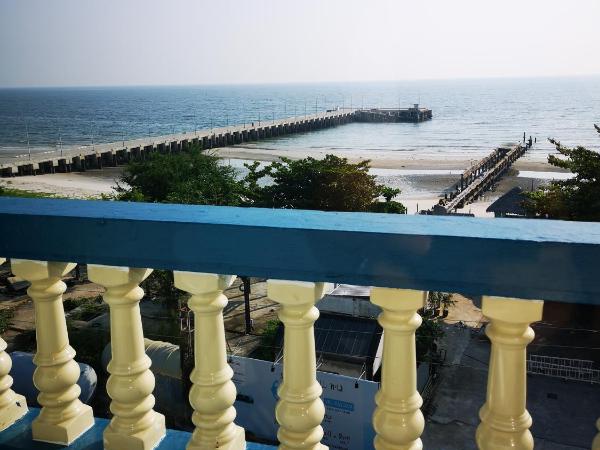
[0,197,599,304]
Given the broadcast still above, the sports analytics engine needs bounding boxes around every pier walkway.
[0,106,431,177]
[431,144,527,214]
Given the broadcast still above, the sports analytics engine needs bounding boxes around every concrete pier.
[0,107,432,177]
[429,143,527,214]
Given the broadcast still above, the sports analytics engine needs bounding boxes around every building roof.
[328,284,370,298]
[274,312,382,378]
[486,187,528,215]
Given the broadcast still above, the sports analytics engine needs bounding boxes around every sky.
[1,0,599,87]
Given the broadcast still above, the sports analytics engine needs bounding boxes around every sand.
[0,167,123,199]
[0,152,565,218]
[215,146,558,172]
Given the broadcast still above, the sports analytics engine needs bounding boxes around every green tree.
[244,155,406,213]
[113,145,247,205]
[525,125,600,221]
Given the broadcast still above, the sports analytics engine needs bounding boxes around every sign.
[231,356,378,450]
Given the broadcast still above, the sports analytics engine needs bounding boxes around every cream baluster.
[87,265,165,450]
[11,259,93,444]
[0,258,28,431]
[267,280,327,450]
[370,288,426,450]
[476,296,543,450]
[173,271,245,450]
[592,418,600,450]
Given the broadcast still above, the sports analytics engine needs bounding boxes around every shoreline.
[214,146,562,172]
[0,154,565,218]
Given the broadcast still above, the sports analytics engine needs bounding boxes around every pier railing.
[0,197,599,449]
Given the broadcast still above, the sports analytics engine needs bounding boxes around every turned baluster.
[268,280,327,450]
[11,259,93,444]
[476,296,544,450]
[592,418,600,450]
[87,265,165,450]
[370,288,426,450]
[173,271,245,450]
[0,258,28,431]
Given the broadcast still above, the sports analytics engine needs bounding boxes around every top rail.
[0,197,599,304]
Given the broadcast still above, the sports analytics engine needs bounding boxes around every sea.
[0,77,599,164]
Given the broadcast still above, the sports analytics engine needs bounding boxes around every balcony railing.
[0,196,599,450]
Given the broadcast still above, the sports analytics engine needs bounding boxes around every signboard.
[230,356,378,450]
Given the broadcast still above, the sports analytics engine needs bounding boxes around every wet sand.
[215,146,558,172]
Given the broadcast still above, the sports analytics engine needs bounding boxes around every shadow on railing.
[0,197,599,450]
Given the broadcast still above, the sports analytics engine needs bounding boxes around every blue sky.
[1,0,599,87]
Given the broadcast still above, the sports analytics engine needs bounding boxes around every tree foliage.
[244,155,406,213]
[113,146,246,206]
[525,125,600,221]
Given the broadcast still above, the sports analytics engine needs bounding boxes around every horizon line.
[1,73,600,90]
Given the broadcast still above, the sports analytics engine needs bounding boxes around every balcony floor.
[0,408,275,450]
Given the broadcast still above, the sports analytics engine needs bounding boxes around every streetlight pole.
[26,123,31,161]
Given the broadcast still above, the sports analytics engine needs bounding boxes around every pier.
[428,143,527,214]
[0,106,431,177]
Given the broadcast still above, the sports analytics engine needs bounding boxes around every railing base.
[0,408,275,450]
[0,393,28,432]
[32,405,94,445]
[103,412,165,450]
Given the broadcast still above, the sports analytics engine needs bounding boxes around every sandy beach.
[0,150,567,218]
[214,145,557,172]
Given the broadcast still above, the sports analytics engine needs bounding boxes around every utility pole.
[240,277,253,334]
[59,128,63,157]
[26,123,31,161]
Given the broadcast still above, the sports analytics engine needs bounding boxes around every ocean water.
[0,77,598,162]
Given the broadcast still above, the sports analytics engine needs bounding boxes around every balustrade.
[0,198,599,450]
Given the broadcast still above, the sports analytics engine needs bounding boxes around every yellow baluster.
[267,280,327,450]
[87,265,165,450]
[592,418,600,450]
[370,288,426,450]
[11,259,93,444]
[0,257,29,432]
[476,296,543,450]
[174,272,245,450]
[0,335,28,431]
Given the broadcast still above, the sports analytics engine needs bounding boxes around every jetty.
[427,143,527,215]
[0,106,432,177]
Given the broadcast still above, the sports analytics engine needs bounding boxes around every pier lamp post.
[26,123,31,161]
[122,131,125,148]
[258,112,261,126]
[90,123,95,152]
[315,97,318,115]
[304,100,307,118]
